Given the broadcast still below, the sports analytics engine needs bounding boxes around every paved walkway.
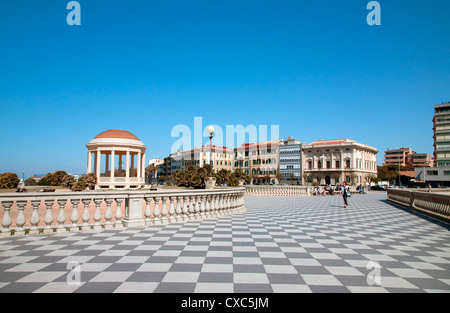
[0,193,449,293]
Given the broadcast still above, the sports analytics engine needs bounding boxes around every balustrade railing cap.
[0,187,246,202]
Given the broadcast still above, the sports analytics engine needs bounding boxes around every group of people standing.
[312,182,351,208]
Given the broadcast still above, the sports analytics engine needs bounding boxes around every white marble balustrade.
[245,185,310,197]
[387,188,450,223]
[0,188,246,238]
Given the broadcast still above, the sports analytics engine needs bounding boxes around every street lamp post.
[207,126,215,177]
[205,126,216,189]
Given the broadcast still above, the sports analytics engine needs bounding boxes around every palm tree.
[145,164,157,185]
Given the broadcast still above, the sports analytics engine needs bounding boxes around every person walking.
[341,181,348,208]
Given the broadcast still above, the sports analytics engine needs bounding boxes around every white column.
[126,150,130,185]
[351,149,356,170]
[96,150,101,182]
[131,152,135,176]
[141,152,146,182]
[137,152,141,183]
[110,150,115,188]
[87,151,92,174]
[105,152,109,176]
[110,150,115,179]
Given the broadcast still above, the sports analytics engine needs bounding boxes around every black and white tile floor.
[0,193,449,293]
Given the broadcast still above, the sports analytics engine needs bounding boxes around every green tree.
[24,177,37,186]
[51,170,68,186]
[37,173,54,186]
[72,181,86,191]
[145,164,158,184]
[61,174,76,189]
[0,172,20,189]
[78,173,97,190]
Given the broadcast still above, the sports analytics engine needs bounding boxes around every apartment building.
[302,139,378,185]
[384,147,433,167]
[410,153,434,167]
[279,138,302,185]
[234,144,251,175]
[383,147,412,166]
[434,102,450,167]
[181,145,234,173]
[248,140,282,185]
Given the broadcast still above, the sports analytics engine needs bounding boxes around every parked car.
[371,185,386,191]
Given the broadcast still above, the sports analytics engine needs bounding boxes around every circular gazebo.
[86,129,147,189]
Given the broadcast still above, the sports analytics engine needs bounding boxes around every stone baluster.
[43,200,55,234]
[161,196,168,224]
[114,198,124,228]
[144,197,153,226]
[217,194,222,215]
[221,194,227,213]
[217,194,222,214]
[236,193,242,210]
[93,199,103,230]
[218,194,224,215]
[182,196,189,221]
[194,196,202,220]
[15,200,27,237]
[153,197,161,224]
[222,194,227,213]
[188,196,195,220]
[29,200,41,235]
[104,198,114,229]
[200,195,206,218]
[205,195,211,218]
[169,197,177,223]
[176,196,183,222]
[81,199,91,231]
[226,194,232,213]
[0,201,13,238]
[210,195,216,217]
[70,199,80,232]
[56,199,67,233]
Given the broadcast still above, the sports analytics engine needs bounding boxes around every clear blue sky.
[0,0,449,176]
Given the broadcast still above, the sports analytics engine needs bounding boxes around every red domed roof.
[94,129,140,141]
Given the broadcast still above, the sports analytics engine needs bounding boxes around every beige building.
[182,145,234,173]
[302,139,378,185]
[234,144,251,175]
[248,140,282,185]
[383,147,412,167]
[384,147,433,167]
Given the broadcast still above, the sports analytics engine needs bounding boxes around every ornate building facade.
[301,139,378,186]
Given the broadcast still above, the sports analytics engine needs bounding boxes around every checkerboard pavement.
[0,192,449,293]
